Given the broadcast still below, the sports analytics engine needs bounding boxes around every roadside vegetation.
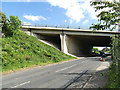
[1,12,75,72]
[92,48,100,55]
[90,0,120,88]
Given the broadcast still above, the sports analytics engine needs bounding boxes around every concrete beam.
[31,30,61,35]
[64,31,114,36]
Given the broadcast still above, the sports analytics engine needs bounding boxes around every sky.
[1,0,119,29]
[1,0,119,30]
[1,0,102,29]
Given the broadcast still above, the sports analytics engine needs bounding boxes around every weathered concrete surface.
[22,26,120,56]
[66,35,93,56]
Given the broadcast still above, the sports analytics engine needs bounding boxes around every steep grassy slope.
[2,30,75,72]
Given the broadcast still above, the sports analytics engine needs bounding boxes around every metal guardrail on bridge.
[22,24,82,29]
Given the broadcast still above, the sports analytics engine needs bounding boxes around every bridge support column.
[60,34,68,54]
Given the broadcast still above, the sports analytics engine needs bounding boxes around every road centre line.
[10,81,30,88]
[55,64,77,72]
[55,60,89,73]
[81,60,89,63]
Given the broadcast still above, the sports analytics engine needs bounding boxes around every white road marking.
[55,60,89,73]
[55,64,77,72]
[81,61,86,63]
[10,81,30,88]
[80,60,89,63]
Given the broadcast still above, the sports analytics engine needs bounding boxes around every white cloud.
[47,0,85,23]
[83,19,89,24]
[46,0,119,23]
[70,20,73,24]
[64,20,67,23]
[23,15,47,21]
[3,0,119,23]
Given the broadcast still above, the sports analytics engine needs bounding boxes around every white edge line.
[11,81,30,88]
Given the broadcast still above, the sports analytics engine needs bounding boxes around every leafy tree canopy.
[90,0,120,31]
[9,16,22,30]
[0,11,8,31]
[0,11,22,36]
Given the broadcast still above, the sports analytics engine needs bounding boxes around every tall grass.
[2,30,75,72]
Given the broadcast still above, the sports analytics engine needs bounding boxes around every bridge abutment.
[60,34,93,56]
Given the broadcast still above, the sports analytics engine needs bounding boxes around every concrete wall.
[60,34,93,56]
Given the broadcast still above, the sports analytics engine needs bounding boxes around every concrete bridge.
[22,26,120,56]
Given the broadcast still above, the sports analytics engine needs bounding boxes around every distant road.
[2,57,110,89]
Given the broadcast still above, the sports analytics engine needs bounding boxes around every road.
[2,57,108,89]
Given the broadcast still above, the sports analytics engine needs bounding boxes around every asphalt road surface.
[2,57,106,89]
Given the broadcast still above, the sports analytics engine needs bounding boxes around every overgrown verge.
[105,63,119,88]
[105,36,120,88]
[2,30,75,72]
[89,1,120,88]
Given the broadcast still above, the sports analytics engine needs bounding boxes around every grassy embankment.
[2,30,76,72]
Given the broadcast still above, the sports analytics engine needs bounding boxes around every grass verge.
[105,63,119,88]
[2,30,76,72]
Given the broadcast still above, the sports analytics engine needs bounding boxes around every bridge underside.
[34,33,111,57]
[65,35,111,56]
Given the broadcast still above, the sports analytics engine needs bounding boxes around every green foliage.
[9,16,22,30]
[2,30,75,72]
[92,48,100,54]
[90,1,120,88]
[1,12,22,36]
[92,48,98,52]
[0,11,7,32]
[90,0,120,31]
[105,62,119,88]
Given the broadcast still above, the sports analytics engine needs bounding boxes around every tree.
[90,0,120,87]
[1,12,22,36]
[0,11,8,32]
[90,0,120,31]
[92,48,98,52]
[9,16,21,30]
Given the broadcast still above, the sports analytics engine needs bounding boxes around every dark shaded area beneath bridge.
[70,35,112,47]
[34,33,112,57]
[67,35,112,56]
[35,33,61,50]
